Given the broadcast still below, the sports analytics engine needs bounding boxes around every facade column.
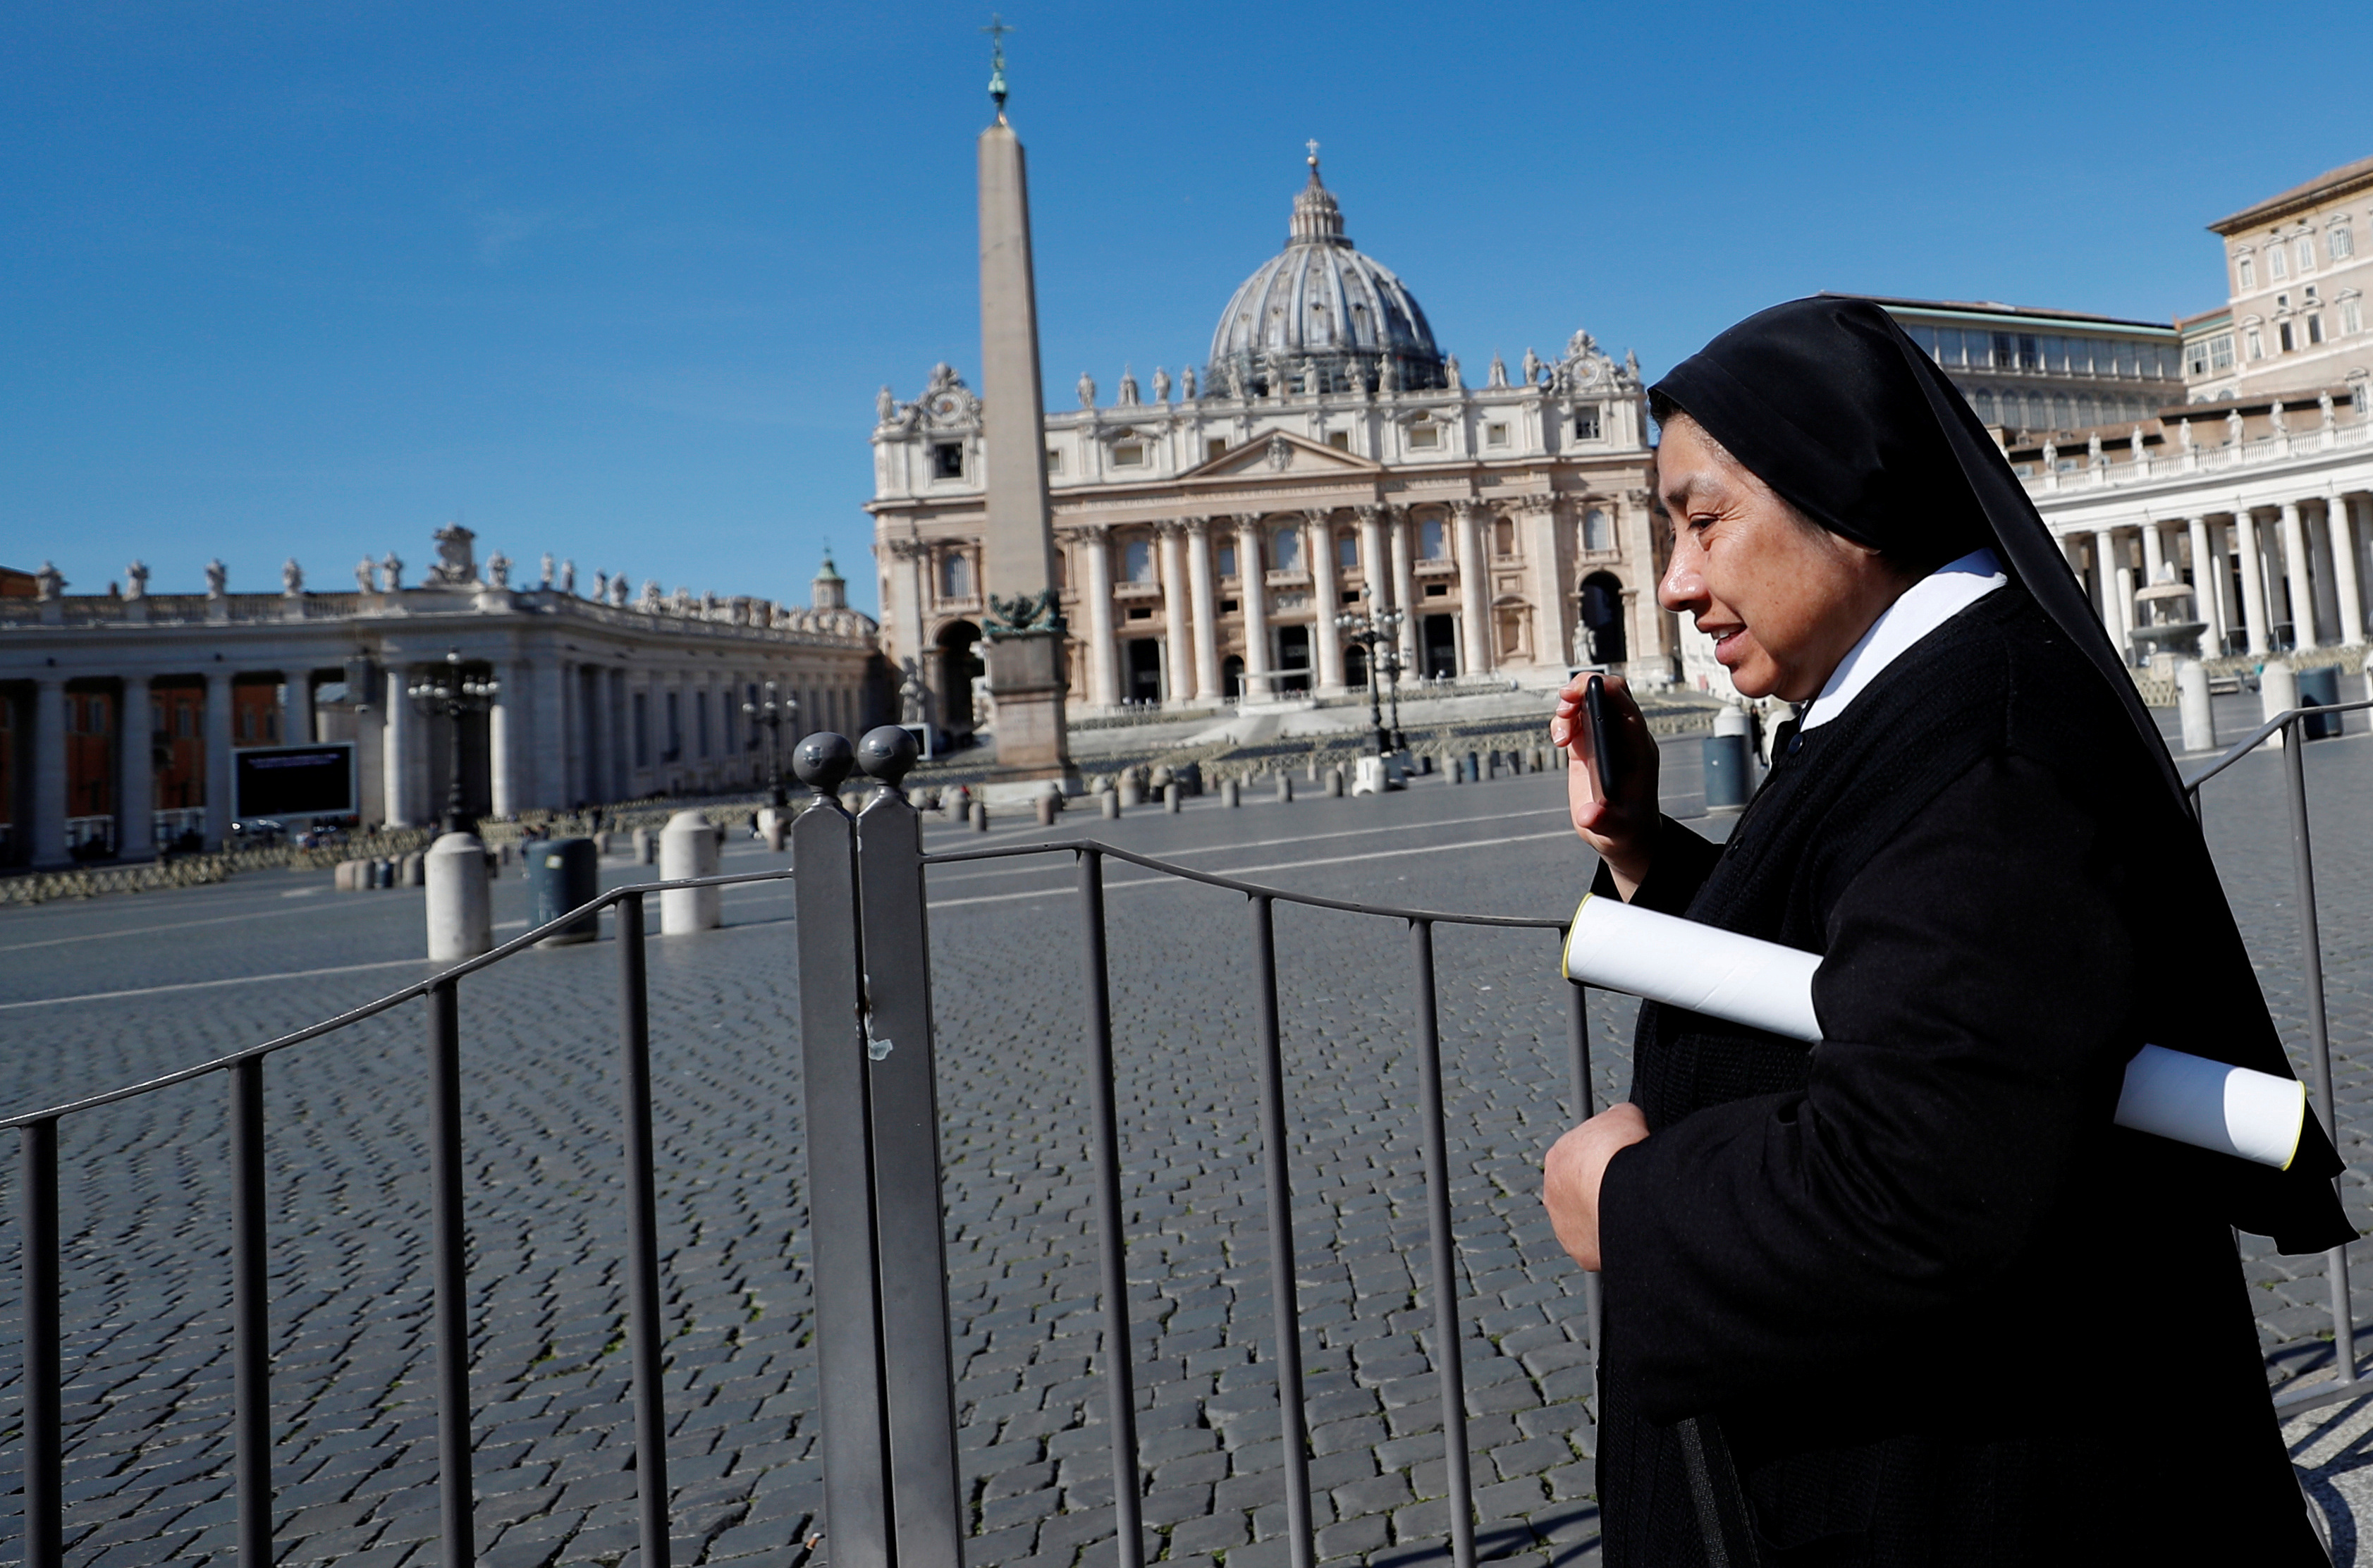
[589,666,613,802]
[1235,515,1272,690]
[489,660,522,819]
[119,674,154,860]
[1387,506,1418,667]
[1453,499,1492,676]
[30,677,68,867]
[1077,527,1120,709]
[1306,510,1345,693]
[2185,517,2225,656]
[1185,517,1222,702]
[383,665,411,825]
[2310,503,2344,644]
[2140,519,2166,585]
[1157,522,1194,702]
[2281,499,2319,649]
[2234,508,2271,657]
[1356,506,1390,612]
[1522,500,1566,667]
[2334,495,2367,647]
[204,668,234,850]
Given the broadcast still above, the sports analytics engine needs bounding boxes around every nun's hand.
[1543,1103,1649,1273]
[1550,673,1660,897]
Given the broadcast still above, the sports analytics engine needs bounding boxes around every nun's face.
[1655,416,1915,703]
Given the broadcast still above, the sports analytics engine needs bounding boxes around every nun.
[1540,298,2351,1565]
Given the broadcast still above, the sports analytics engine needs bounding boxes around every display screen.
[233,744,355,816]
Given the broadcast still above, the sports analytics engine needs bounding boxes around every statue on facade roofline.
[382,552,405,591]
[283,558,303,596]
[1380,353,1400,393]
[1077,369,1096,408]
[2319,390,2336,427]
[126,561,149,599]
[2176,418,2194,450]
[2269,400,2289,434]
[540,551,554,589]
[429,522,477,586]
[640,579,661,612]
[1444,353,1462,391]
[486,551,510,589]
[355,557,376,593]
[877,384,897,425]
[1523,347,1543,386]
[1182,365,1197,400]
[594,570,611,602]
[1117,365,1140,405]
[204,558,228,597]
[34,561,64,601]
[1151,365,1170,404]
[1488,353,1509,389]
[560,558,575,594]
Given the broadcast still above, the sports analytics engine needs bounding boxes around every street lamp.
[407,649,498,835]
[1373,606,1407,749]
[742,680,797,808]
[1334,606,1403,757]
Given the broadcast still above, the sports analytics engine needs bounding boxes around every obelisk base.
[980,631,1079,798]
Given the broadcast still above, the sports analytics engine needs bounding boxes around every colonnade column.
[2112,536,2138,656]
[2281,500,2319,649]
[2140,520,2166,585]
[1387,508,1417,668]
[1356,506,1389,615]
[489,660,522,819]
[30,678,67,867]
[609,668,630,800]
[384,665,412,826]
[1185,517,1222,702]
[118,674,154,860]
[2234,508,2271,657]
[1157,522,1194,702]
[2328,494,2364,647]
[2185,517,2225,656]
[1454,500,1492,678]
[1235,516,1271,692]
[203,668,233,850]
[1078,527,1120,708]
[1306,510,1345,693]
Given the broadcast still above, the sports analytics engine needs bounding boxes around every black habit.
[1591,300,2352,1566]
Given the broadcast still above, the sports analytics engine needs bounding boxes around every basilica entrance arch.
[1578,572,1627,666]
[937,621,983,733]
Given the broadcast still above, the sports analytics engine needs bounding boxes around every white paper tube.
[1562,895,2307,1170]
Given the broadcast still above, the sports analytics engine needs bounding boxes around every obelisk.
[974,26,1074,788]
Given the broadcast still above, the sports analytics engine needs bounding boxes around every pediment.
[1184,430,1384,481]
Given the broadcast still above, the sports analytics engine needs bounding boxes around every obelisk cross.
[983,14,1013,115]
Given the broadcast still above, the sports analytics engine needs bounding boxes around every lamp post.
[1334,606,1402,757]
[742,680,797,808]
[407,649,498,835]
[1373,606,1407,749]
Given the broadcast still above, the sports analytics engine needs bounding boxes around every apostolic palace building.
[866,154,1668,730]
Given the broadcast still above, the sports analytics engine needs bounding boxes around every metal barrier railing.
[2183,695,2373,1414]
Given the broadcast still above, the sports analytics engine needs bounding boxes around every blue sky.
[6,1,2364,617]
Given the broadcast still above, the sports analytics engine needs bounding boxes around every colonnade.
[2063,488,2371,660]
[1061,501,1504,708]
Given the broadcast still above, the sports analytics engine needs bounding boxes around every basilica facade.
[866,157,1666,728]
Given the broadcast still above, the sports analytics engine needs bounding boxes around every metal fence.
[8,705,2367,1568]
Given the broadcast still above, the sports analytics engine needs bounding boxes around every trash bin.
[1703,709,1755,812]
[2298,665,2343,740]
[528,837,601,946]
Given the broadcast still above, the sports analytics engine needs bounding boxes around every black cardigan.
[1591,589,2348,1567]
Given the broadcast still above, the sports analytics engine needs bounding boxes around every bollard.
[1118,772,1143,809]
[425,832,494,961]
[372,858,392,889]
[528,838,600,947]
[2176,659,2216,754]
[1222,778,1240,808]
[1164,781,1182,814]
[972,800,990,832]
[1704,708,1754,813]
[1325,766,1344,798]
[1448,756,1464,785]
[759,807,787,852]
[632,826,654,864]
[1306,757,1318,783]
[2261,659,2297,750]
[1036,792,1058,827]
[658,810,722,933]
[594,831,612,857]
[400,851,425,888]
[1466,751,1481,784]
[1101,790,1121,820]
[1275,773,1294,804]
[333,859,353,891]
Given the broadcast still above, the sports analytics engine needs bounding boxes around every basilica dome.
[1206,155,1446,398]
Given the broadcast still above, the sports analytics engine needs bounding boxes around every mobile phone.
[1584,675,1617,797]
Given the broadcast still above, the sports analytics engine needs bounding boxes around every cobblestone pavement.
[1,705,2371,1567]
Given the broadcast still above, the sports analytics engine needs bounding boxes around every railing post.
[616,892,672,1568]
[424,979,476,1568]
[1251,895,1315,1568]
[1410,921,1476,1568]
[1079,848,1145,1568]
[852,728,967,1567]
[2283,717,2355,1383]
[20,1118,61,1568]
[231,1058,273,1568]
[1565,982,1602,1406]
[792,734,894,1568]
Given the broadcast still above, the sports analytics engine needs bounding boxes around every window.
[1419,517,1449,560]
[1217,543,1237,579]
[1123,537,1154,582]
[2246,325,2265,360]
[2343,298,2363,336]
[1581,507,1612,551]
[1111,441,1146,467]
[1408,423,1441,450]
[1325,429,1349,451]
[2269,245,2288,281]
[1206,437,1229,461]
[2279,321,2296,353]
[2211,332,2235,370]
[2298,236,2316,274]
[2238,254,2256,290]
[1972,388,1998,424]
[1045,448,1062,474]
[2039,335,2065,372]
[1485,422,1509,447]
[2334,225,2355,261]
[1574,405,1601,440]
[1337,532,1359,570]
[1492,517,1514,557]
[932,442,964,479]
[2307,314,2326,345]
[1270,527,1301,572]
[939,551,972,599]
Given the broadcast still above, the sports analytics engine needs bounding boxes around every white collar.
[1798,549,2007,731]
